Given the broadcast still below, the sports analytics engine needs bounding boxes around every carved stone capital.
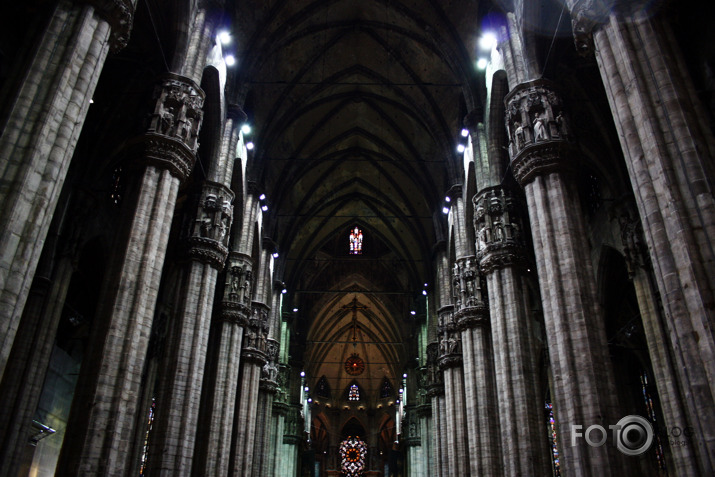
[220,301,250,326]
[147,74,205,154]
[188,237,229,268]
[452,256,487,312]
[136,133,196,182]
[438,353,463,370]
[505,79,575,185]
[455,305,490,330]
[227,104,248,123]
[224,252,254,307]
[569,0,613,55]
[86,0,135,52]
[241,347,268,366]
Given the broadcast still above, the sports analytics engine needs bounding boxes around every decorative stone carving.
[437,306,462,369]
[474,186,530,273]
[86,0,135,52]
[618,212,648,278]
[188,182,233,268]
[452,256,488,311]
[242,303,270,364]
[260,339,280,393]
[147,74,205,151]
[569,0,613,55]
[425,342,444,396]
[505,79,575,185]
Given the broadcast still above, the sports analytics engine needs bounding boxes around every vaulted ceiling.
[228,0,490,400]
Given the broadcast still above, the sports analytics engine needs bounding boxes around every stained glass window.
[348,383,360,401]
[340,436,367,476]
[641,370,667,471]
[139,397,156,476]
[349,227,363,255]
[545,401,561,477]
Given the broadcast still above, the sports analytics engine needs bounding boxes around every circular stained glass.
[344,353,365,376]
[340,436,367,476]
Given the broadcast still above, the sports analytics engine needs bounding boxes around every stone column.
[474,186,550,476]
[452,256,502,476]
[425,342,446,477]
[568,2,715,472]
[147,182,233,476]
[56,74,204,476]
[619,213,698,476]
[230,302,269,476]
[506,78,624,476]
[252,338,280,476]
[199,178,259,475]
[0,199,78,477]
[0,0,134,382]
[436,305,469,477]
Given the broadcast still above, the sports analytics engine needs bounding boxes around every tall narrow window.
[545,401,561,476]
[349,227,363,255]
[139,397,156,475]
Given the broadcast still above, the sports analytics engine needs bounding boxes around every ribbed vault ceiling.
[229,0,486,400]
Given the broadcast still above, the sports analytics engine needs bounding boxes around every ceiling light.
[259,193,266,200]
[272,252,279,258]
[218,31,231,45]
[410,310,416,316]
[457,144,466,153]
[477,58,488,70]
[293,308,298,312]
[261,204,268,211]
[442,207,449,215]
[422,290,428,296]
[461,128,469,137]
[479,32,497,50]
[225,55,236,66]
[445,196,451,203]
[246,142,254,150]
[403,373,408,378]
[241,124,251,134]
[300,371,305,377]
[281,288,287,294]
[304,386,309,391]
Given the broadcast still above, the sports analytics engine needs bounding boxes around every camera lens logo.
[613,415,654,456]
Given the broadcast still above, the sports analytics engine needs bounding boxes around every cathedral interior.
[1,0,714,476]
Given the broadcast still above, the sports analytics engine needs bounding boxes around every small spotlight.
[307,398,312,403]
[457,144,466,153]
[261,205,268,211]
[225,55,236,67]
[424,283,428,287]
[399,389,404,394]
[282,288,287,294]
[461,128,469,137]
[300,371,305,377]
[442,207,449,215]
[410,310,416,316]
[396,399,400,404]
[272,252,279,258]
[477,58,488,70]
[246,142,254,150]
[445,196,451,203]
[479,32,497,50]
[241,124,251,134]
[259,193,266,200]
[89,99,94,104]
[218,31,231,45]
[422,290,427,296]
[304,386,309,391]
[293,308,299,312]
[403,373,407,378]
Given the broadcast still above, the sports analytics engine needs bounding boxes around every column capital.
[134,74,205,182]
[187,181,234,268]
[85,0,135,52]
[224,252,254,308]
[452,256,488,313]
[474,186,530,273]
[227,104,248,123]
[568,0,614,55]
[505,79,576,185]
[437,306,463,368]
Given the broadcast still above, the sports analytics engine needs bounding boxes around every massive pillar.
[0,0,134,383]
[252,337,280,475]
[437,305,470,477]
[56,74,204,476]
[425,342,446,477]
[474,186,549,476]
[506,78,624,476]
[230,301,269,476]
[452,256,502,477]
[568,2,715,473]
